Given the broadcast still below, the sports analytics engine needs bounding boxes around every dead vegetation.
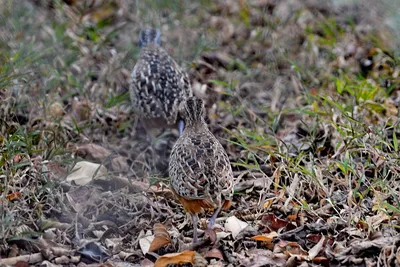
[0,0,399,266]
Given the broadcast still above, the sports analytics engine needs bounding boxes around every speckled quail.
[169,96,234,244]
[130,28,192,136]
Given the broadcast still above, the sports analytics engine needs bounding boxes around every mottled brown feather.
[169,97,234,215]
[130,29,192,129]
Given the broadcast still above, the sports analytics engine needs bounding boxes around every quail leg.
[178,119,184,136]
[192,213,199,244]
[208,205,223,229]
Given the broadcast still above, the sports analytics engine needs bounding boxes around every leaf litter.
[1,0,400,266]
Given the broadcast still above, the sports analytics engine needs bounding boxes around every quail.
[169,97,234,244]
[130,28,192,137]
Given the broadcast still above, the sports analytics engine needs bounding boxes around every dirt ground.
[0,0,399,266]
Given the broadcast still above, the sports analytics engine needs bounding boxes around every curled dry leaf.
[251,231,279,242]
[154,250,195,267]
[204,248,224,260]
[204,228,217,244]
[224,216,249,239]
[251,231,278,250]
[308,235,325,260]
[260,213,291,232]
[111,155,129,172]
[148,223,171,252]
[75,143,112,161]
[6,192,21,201]
[312,256,330,267]
[277,241,308,257]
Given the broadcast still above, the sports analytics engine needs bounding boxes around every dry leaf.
[308,235,325,260]
[148,223,171,252]
[75,143,112,161]
[251,231,278,242]
[12,154,22,164]
[224,216,248,239]
[140,258,155,267]
[111,155,129,172]
[240,249,287,267]
[6,192,21,201]
[277,241,308,256]
[139,235,154,255]
[307,234,323,243]
[66,161,107,185]
[204,228,217,243]
[263,199,274,209]
[154,250,195,267]
[72,97,91,122]
[204,248,224,260]
[261,213,290,231]
[312,256,329,267]
[49,102,64,118]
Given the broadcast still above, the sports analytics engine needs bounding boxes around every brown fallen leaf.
[204,248,224,260]
[260,213,290,232]
[312,256,330,267]
[6,192,21,201]
[75,143,112,161]
[308,235,325,260]
[148,223,171,252]
[287,214,297,221]
[277,240,308,256]
[251,231,278,242]
[49,102,64,118]
[251,232,278,250]
[240,249,287,267]
[204,228,217,244]
[110,155,129,172]
[140,258,155,267]
[154,250,195,267]
[72,97,91,122]
[15,261,29,267]
[306,234,323,243]
[12,153,23,164]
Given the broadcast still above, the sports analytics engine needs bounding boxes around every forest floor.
[1,0,400,266]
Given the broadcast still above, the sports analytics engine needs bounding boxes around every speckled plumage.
[169,97,234,243]
[130,28,192,131]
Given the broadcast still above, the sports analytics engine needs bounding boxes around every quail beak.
[178,119,184,136]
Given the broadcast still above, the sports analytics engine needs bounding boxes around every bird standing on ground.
[129,28,192,137]
[169,97,234,244]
